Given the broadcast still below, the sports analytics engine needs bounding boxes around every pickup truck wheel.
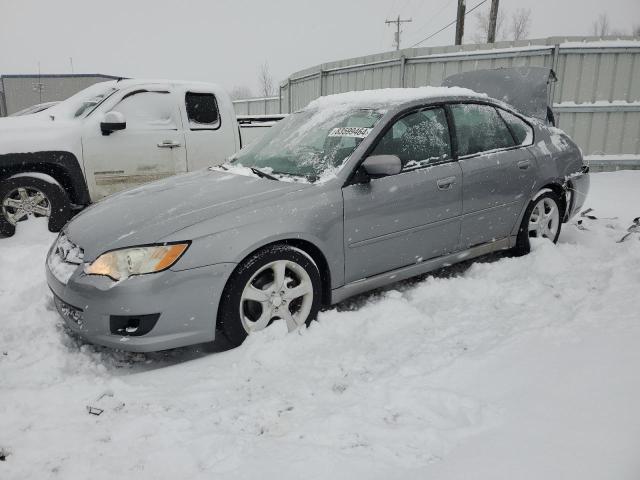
[512,191,563,256]
[0,176,72,237]
[218,244,322,347]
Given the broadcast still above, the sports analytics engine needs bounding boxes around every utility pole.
[70,57,74,74]
[487,0,499,43]
[454,0,466,45]
[385,15,412,51]
[33,61,44,103]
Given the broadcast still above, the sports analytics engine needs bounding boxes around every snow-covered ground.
[1,171,639,479]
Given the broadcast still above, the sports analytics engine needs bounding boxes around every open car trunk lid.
[442,66,557,124]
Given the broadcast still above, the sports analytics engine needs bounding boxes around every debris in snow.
[617,217,640,243]
[86,406,104,416]
[581,208,598,220]
[86,390,125,416]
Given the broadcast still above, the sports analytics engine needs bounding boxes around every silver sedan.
[46,88,589,351]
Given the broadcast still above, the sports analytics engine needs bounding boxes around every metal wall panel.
[263,36,640,165]
[231,97,279,115]
[1,74,119,115]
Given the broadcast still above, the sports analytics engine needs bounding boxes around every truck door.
[82,87,187,199]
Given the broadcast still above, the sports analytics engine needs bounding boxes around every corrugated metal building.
[234,35,640,170]
[0,73,120,116]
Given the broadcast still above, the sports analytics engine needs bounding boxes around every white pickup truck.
[0,79,270,237]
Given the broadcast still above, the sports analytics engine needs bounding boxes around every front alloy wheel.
[2,186,52,225]
[0,176,72,237]
[218,244,322,346]
[240,259,314,333]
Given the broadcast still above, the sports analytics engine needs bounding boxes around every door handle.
[437,176,456,190]
[517,160,531,170]
[157,141,182,148]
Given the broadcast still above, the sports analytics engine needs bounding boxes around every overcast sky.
[1,0,638,95]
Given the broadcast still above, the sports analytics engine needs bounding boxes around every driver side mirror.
[100,111,126,136]
[354,154,402,183]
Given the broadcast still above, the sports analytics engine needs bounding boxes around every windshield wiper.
[250,167,279,181]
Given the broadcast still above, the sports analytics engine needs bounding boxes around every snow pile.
[1,172,640,479]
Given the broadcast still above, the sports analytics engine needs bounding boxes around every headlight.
[84,243,189,281]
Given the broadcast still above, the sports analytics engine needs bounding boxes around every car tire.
[218,244,323,347]
[512,190,563,256]
[0,176,72,237]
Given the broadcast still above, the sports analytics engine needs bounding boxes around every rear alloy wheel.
[0,176,72,237]
[528,196,560,240]
[218,245,322,346]
[512,191,563,256]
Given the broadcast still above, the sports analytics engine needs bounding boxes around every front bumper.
[46,260,236,352]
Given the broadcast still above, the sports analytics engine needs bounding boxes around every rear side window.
[371,107,451,171]
[450,104,515,156]
[498,109,533,146]
[185,92,219,128]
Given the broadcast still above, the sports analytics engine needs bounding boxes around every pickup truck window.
[185,92,219,129]
[111,91,177,130]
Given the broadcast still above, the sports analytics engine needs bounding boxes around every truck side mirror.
[101,111,126,136]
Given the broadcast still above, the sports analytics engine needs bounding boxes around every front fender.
[165,187,345,288]
[0,151,90,205]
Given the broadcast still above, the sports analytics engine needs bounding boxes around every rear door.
[342,107,463,283]
[449,103,537,249]
[180,90,238,170]
[82,86,187,199]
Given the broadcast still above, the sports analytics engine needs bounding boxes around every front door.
[82,87,187,199]
[449,103,537,249]
[342,107,463,283]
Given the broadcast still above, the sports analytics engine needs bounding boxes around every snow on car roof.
[305,86,486,111]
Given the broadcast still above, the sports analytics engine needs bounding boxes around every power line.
[410,0,489,48]
[410,0,455,40]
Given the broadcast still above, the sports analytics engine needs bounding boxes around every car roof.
[302,87,530,117]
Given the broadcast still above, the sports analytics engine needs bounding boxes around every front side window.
[185,92,219,128]
[450,103,515,157]
[498,108,533,146]
[229,107,384,181]
[111,91,176,130]
[371,107,451,171]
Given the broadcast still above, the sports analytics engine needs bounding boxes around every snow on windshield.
[228,106,385,182]
[226,86,483,182]
[45,81,118,120]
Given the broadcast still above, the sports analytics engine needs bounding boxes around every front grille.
[53,294,84,329]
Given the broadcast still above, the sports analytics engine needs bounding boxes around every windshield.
[45,82,118,120]
[230,107,384,181]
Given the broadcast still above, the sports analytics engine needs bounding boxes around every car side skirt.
[330,237,514,305]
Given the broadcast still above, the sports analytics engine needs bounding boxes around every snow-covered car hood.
[0,114,79,155]
[64,169,310,260]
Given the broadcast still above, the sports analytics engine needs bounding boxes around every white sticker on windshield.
[328,127,372,138]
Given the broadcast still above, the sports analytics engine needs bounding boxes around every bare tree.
[634,24,640,37]
[230,85,253,100]
[258,62,275,98]
[472,8,505,43]
[510,8,531,41]
[591,13,610,36]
